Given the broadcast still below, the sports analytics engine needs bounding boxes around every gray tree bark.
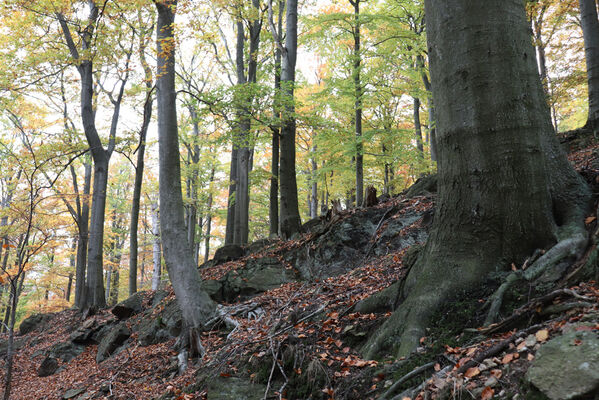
[269,0,284,238]
[363,0,591,359]
[579,0,599,129]
[58,5,130,309]
[279,0,302,238]
[151,202,161,291]
[350,0,364,207]
[155,0,216,357]
[129,32,154,296]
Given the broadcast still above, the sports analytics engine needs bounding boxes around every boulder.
[213,244,245,265]
[0,337,25,358]
[62,388,86,400]
[37,356,58,377]
[19,313,52,335]
[246,238,275,255]
[70,317,115,345]
[111,291,146,319]
[49,341,85,363]
[96,323,131,363]
[526,326,599,399]
[219,257,298,302]
[206,377,267,400]
[404,174,437,197]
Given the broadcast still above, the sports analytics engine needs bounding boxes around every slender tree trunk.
[155,1,216,359]
[279,0,302,238]
[66,237,76,302]
[75,160,91,309]
[364,0,591,359]
[129,72,154,296]
[270,1,284,238]
[225,147,238,245]
[413,97,424,155]
[151,202,161,291]
[204,167,215,263]
[3,279,18,400]
[351,0,364,207]
[579,0,599,130]
[310,155,318,218]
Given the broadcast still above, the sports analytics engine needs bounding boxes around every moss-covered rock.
[526,326,599,400]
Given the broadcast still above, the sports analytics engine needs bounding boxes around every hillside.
[0,133,597,400]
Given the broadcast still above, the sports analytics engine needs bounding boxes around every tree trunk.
[75,160,91,309]
[413,97,424,155]
[86,158,108,309]
[579,0,599,130]
[225,147,238,245]
[310,156,318,218]
[129,66,154,296]
[66,237,76,302]
[352,0,364,207]
[204,168,215,263]
[270,1,284,238]
[363,0,591,359]
[3,279,18,400]
[151,202,161,291]
[279,0,302,238]
[155,0,216,358]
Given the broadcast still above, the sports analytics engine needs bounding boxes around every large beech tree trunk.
[279,0,302,238]
[579,0,599,130]
[363,0,590,359]
[155,0,216,357]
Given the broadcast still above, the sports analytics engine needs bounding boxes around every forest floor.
[2,136,599,400]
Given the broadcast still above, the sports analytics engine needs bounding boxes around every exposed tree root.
[484,228,588,326]
[478,288,592,335]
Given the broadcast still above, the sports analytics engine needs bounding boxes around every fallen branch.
[379,361,436,400]
[480,288,590,335]
[457,323,547,375]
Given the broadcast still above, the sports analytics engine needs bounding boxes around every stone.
[111,291,146,319]
[62,388,85,399]
[96,323,131,363]
[206,377,267,400]
[526,327,599,400]
[213,244,245,265]
[19,313,52,335]
[37,357,58,377]
[49,341,85,363]
[218,257,298,302]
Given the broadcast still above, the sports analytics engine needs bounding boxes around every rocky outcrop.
[96,323,131,363]
[213,244,245,265]
[111,291,146,319]
[37,356,58,377]
[205,377,266,400]
[19,313,53,335]
[48,341,85,363]
[526,325,599,399]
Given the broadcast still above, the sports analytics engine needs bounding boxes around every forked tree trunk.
[363,0,590,359]
[579,0,599,130]
[279,0,302,238]
[155,0,216,358]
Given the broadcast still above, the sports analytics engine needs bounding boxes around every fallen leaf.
[464,367,480,378]
[434,363,441,372]
[527,354,535,361]
[481,386,495,400]
[535,329,549,343]
[502,353,514,364]
[490,369,503,379]
[586,216,596,224]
